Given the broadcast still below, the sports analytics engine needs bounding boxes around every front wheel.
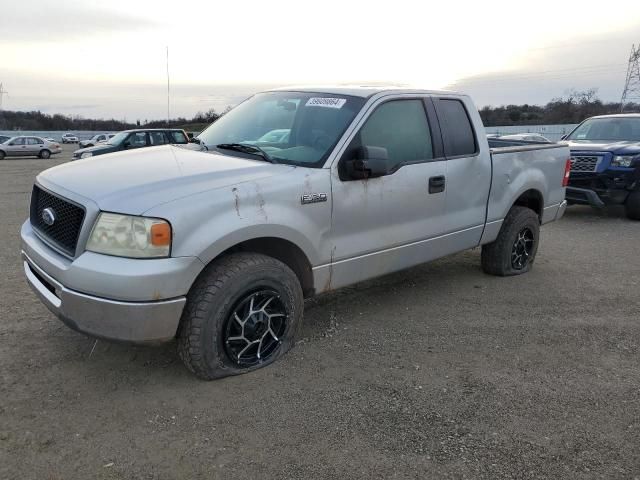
[39,149,51,159]
[177,253,304,380]
[625,191,640,220]
[481,206,540,276]
[0,150,5,160]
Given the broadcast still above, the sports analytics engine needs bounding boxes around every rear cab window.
[435,98,478,157]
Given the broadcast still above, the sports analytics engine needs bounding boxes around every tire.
[39,149,51,159]
[481,206,540,276]
[0,150,5,160]
[177,252,304,380]
[625,191,640,220]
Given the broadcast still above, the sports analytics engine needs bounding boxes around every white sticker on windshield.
[577,134,586,139]
[306,97,347,109]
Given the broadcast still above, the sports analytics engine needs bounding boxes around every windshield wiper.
[215,143,277,163]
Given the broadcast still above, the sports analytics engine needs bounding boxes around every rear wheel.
[481,206,540,276]
[625,191,640,220]
[39,149,51,159]
[177,252,304,380]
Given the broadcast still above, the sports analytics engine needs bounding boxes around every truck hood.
[563,140,640,155]
[74,143,118,155]
[38,145,293,214]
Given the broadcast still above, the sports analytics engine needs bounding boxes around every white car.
[0,136,62,159]
[499,133,551,143]
[61,133,79,144]
[79,133,116,148]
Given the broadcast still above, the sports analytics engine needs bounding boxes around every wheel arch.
[512,188,544,221]
[195,235,315,298]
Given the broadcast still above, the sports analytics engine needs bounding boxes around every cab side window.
[436,99,477,157]
[27,138,42,145]
[13,138,25,145]
[128,132,147,148]
[170,131,188,144]
[345,99,434,175]
[149,132,168,145]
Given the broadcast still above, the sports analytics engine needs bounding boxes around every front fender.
[143,168,332,269]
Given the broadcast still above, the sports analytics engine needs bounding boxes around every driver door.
[327,96,448,290]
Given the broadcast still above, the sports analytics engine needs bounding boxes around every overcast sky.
[1,0,640,120]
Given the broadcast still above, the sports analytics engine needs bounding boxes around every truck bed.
[482,140,570,243]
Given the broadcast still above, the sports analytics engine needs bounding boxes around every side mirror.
[347,146,389,179]
[189,137,202,144]
[123,141,131,148]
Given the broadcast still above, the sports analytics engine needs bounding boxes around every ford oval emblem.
[42,208,56,226]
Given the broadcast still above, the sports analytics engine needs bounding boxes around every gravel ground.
[1,144,639,479]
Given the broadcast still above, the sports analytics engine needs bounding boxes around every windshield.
[567,117,640,141]
[107,131,129,145]
[197,92,366,167]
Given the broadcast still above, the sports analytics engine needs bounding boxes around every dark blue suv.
[564,114,640,220]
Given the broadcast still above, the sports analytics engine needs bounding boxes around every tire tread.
[481,206,539,276]
[177,252,302,379]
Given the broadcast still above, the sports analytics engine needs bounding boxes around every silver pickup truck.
[21,86,570,379]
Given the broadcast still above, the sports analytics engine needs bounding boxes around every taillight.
[562,158,571,187]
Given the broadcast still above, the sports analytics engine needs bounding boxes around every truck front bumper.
[567,169,637,207]
[565,187,606,207]
[20,221,203,344]
[23,252,186,343]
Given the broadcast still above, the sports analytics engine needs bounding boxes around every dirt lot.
[1,144,639,479]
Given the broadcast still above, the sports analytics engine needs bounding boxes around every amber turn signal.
[150,222,172,246]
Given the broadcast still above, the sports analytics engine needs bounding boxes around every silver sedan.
[0,136,62,160]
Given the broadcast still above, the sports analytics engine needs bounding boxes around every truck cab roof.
[267,85,460,98]
[586,113,640,120]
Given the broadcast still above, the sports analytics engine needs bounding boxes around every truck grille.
[30,185,85,256]
[570,155,600,173]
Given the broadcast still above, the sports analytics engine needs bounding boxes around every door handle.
[429,175,445,194]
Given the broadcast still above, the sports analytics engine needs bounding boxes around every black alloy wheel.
[511,227,534,270]
[223,289,288,367]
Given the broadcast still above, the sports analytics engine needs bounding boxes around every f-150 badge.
[301,193,327,205]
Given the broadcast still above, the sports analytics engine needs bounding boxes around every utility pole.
[166,46,171,125]
[621,44,640,112]
[0,83,8,110]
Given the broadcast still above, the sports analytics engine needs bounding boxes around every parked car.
[78,133,116,149]
[562,114,640,220]
[44,137,56,143]
[0,135,11,144]
[72,129,189,159]
[21,86,569,379]
[61,133,79,144]
[498,133,551,143]
[0,136,61,159]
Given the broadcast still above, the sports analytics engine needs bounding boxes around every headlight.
[86,213,172,258]
[611,155,635,167]
[81,152,93,159]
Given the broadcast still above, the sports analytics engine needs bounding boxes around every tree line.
[479,89,640,126]
[0,107,228,132]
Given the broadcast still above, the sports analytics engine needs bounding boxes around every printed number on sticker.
[305,98,347,109]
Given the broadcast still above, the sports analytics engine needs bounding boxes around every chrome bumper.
[23,252,186,343]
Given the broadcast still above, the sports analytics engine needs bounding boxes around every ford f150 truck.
[563,114,640,220]
[21,86,570,379]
